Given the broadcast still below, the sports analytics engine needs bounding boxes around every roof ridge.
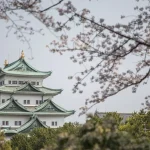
[9,58,24,71]
[50,100,67,112]
[16,114,48,133]
[23,59,52,74]
[4,58,20,69]
[34,100,48,111]
[16,82,42,93]
[41,86,63,92]
[34,98,75,114]
[0,100,10,110]
[1,58,52,77]
[0,97,29,112]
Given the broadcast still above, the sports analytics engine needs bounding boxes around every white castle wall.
[13,94,43,106]
[3,75,44,87]
[0,93,52,106]
[0,93,11,104]
[43,95,53,100]
[38,115,64,128]
[0,76,5,83]
[0,115,65,129]
[0,116,29,129]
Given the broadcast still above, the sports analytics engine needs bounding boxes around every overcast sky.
[0,0,149,123]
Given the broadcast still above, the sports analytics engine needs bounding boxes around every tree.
[1,0,150,111]
[0,0,75,58]
[11,123,80,150]
[10,113,150,150]
[102,112,123,126]
[0,131,12,150]
[119,110,150,138]
[48,0,150,112]
[11,133,32,150]
[44,115,150,150]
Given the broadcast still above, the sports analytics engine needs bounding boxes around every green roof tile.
[0,58,52,77]
[34,98,75,115]
[0,97,29,112]
[4,115,48,135]
[0,84,62,95]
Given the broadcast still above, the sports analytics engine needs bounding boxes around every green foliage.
[45,114,150,150]
[2,141,12,150]
[0,132,12,150]
[102,112,123,126]
[11,123,80,150]
[119,111,150,138]
[9,112,150,150]
[11,134,32,150]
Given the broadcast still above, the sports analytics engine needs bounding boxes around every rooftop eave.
[0,90,60,95]
[0,71,52,78]
[0,70,5,77]
[0,111,75,116]
[0,112,32,115]
[2,57,52,78]
[33,112,75,116]
[14,91,44,95]
[0,91,13,94]
[46,91,62,96]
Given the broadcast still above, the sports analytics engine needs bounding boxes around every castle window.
[55,121,57,126]
[52,121,54,126]
[2,121,9,126]
[37,82,39,85]
[19,81,24,84]
[24,100,26,104]
[36,100,38,105]
[51,121,57,126]
[2,99,5,103]
[24,100,30,104]
[31,82,36,85]
[15,121,21,126]
[12,81,17,84]
[9,81,11,84]
[2,81,4,85]
[27,100,30,104]
[36,100,42,105]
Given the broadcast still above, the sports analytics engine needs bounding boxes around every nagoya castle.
[0,51,74,136]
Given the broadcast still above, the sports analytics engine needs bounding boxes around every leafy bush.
[11,112,150,150]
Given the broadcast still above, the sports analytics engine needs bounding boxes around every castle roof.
[0,97,29,113]
[0,97,75,116]
[4,115,48,135]
[0,57,52,78]
[0,83,62,95]
[34,98,75,116]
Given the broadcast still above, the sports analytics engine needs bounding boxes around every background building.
[95,111,132,122]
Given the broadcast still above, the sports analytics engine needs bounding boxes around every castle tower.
[0,51,74,136]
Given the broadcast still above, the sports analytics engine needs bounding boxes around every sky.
[0,0,149,123]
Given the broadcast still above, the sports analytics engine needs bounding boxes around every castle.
[0,51,74,136]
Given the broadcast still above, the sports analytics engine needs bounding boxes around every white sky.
[0,0,149,123]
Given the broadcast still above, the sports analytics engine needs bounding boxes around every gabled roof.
[37,86,62,95]
[16,115,48,133]
[4,115,48,135]
[0,97,29,112]
[0,58,52,77]
[0,84,62,95]
[34,98,75,116]
[16,82,42,93]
